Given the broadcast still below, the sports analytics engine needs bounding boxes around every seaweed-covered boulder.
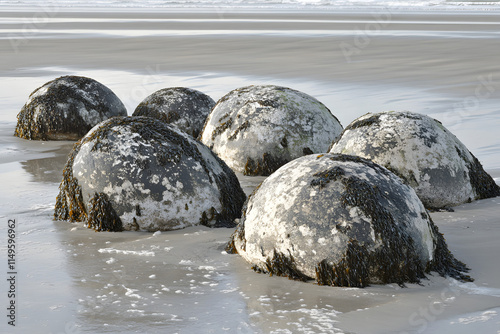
[199,85,343,176]
[132,87,215,138]
[15,75,127,141]
[54,116,246,232]
[329,111,500,209]
[226,154,471,287]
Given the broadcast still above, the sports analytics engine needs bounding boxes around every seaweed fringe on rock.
[244,153,290,176]
[427,221,473,282]
[310,155,429,286]
[87,192,123,232]
[315,240,370,287]
[257,250,311,282]
[463,150,500,200]
[54,141,87,222]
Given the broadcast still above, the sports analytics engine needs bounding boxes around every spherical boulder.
[226,153,471,287]
[199,85,343,176]
[54,116,247,232]
[329,111,500,209]
[132,87,215,138]
[15,75,127,141]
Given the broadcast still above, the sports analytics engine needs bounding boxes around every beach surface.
[1,7,500,334]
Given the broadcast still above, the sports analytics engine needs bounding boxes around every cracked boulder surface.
[226,153,472,287]
[199,85,343,176]
[330,111,499,209]
[54,116,246,232]
[15,75,127,141]
[132,87,215,138]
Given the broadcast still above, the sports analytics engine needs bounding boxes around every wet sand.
[1,8,500,334]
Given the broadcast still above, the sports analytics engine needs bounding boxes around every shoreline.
[2,3,500,13]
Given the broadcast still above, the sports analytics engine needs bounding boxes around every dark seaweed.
[243,153,290,176]
[316,155,471,286]
[303,147,313,155]
[211,118,233,140]
[316,240,370,287]
[310,166,345,189]
[345,114,381,131]
[228,120,250,141]
[336,172,428,286]
[86,192,123,232]
[426,221,473,282]
[280,136,288,148]
[465,152,500,200]
[257,250,311,282]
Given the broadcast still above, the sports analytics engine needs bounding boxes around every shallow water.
[1,8,500,334]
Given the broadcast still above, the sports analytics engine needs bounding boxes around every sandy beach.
[1,6,500,334]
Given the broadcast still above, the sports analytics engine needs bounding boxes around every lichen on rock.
[330,111,500,209]
[226,153,472,287]
[199,85,343,176]
[54,116,246,232]
[132,87,215,138]
[15,75,127,141]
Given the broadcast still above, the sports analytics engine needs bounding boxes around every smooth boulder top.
[14,75,127,141]
[227,153,471,287]
[132,87,215,138]
[54,116,246,232]
[330,111,500,209]
[199,85,343,176]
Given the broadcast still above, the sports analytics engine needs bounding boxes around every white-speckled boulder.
[199,85,343,176]
[329,111,500,209]
[227,154,471,287]
[15,75,127,141]
[132,87,215,138]
[54,116,246,232]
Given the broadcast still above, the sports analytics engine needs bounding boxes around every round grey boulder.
[199,85,343,176]
[227,153,471,287]
[329,111,500,209]
[15,75,127,141]
[54,116,246,232]
[132,87,215,138]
